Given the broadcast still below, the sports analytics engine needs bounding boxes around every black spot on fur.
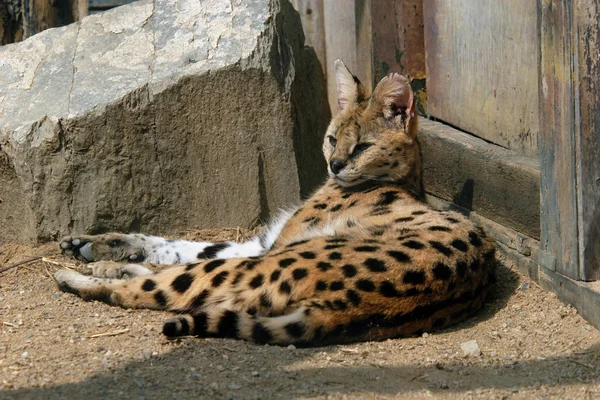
[197,243,229,259]
[364,258,387,272]
[330,204,343,212]
[342,264,358,277]
[270,269,282,282]
[387,250,411,263]
[171,273,194,293]
[162,319,183,337]
[326,238,348,244]
[259,291,272,308]
[303,216,321,226]
[279,280,292,294]
[285,322,306,338]
[395,216,414,222]
[379,281,401,297]
[204,259,226,273]
[356,279,376,292]
[403,270,426,285]
[316,280,328,291]
[446,217,460,224]
[249,274,264,288]
[231,272,244,286]
[451,239,468,252]
[287,239,310,248]
[342,193,352,199]
[324,244,344,250]
[355,246,379,252]
[252,323,273,344]
[190,289,209,309]
[330,281,344,291]
[428,226,451,232]
[433,263,453,280]
[239,260,260,270]
[185,262,200,271]
[142,279,156,292]
[292,268,308,280]
[456,261,468,277]
[314,203,327,210]
[403,240,425,249]
[211,271,229,288]
[468,231,483,247]
[299,251,317,259]
[154,290,168,307]
[191,313,209,336]
[370,207,391,216]
[483,248,496,261]
[412,210,427,215]
[377,191,400,206]
[470,258,481,271]
[328,252,342,260]
[317,261,333,271]
[247,306,257,316]
[278,258,297,268]
[217,311,239,338]
[346,290,362,306]
[333,300,348,310]
[429,241,453,256]
[347,200,359,208]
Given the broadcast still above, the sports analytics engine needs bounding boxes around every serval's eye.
[351,142,373,158]
[328,136,337,147]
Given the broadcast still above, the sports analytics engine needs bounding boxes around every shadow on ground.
[6,262,597,399]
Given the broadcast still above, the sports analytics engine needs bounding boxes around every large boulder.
[0,0,330,243]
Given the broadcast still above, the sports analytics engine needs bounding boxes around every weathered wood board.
[419,118,540,239]
[371,0,427,114]
[539,0,600,281]
[424,0,539,157]
[538,0,579,280]
[290,0,327,75]
[575,0,600,280]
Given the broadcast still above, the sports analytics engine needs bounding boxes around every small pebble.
[287,344,296,350]
[460,340,481,357]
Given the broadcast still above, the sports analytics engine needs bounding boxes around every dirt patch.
[1,229,599,399]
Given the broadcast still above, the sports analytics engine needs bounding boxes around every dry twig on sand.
[0,256,43,275]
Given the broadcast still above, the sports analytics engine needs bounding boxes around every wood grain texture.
[290,0,327,75]
[419,118,540,239]
[575,0,600,280]
[371,0,426,114]
[323,0,360,113]
[424,0,539,157]
[538,0,581,280]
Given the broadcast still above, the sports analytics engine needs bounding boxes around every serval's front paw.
[59,235,96,261]
[59,233,147,263]
[88,261,153,279]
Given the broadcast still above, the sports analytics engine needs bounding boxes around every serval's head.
[323,60,420,194]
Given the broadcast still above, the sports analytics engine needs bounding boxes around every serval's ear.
[334,59,366,112]
[372,73,415,128]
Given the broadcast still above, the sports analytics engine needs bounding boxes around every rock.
[0,0,330,243]
[460,340,481,357]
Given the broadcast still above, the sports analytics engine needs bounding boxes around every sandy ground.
[1,228,599,400]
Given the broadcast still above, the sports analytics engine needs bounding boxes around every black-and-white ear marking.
[334,59,360,111]
[373,73,414,120]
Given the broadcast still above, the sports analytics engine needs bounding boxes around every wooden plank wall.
[424,0,539,157]
[291,0,426,115]
[539,0,600,281]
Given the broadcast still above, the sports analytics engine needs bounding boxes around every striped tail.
[163,306,319,345]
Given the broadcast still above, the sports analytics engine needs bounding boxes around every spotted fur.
[54,60,496,346]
